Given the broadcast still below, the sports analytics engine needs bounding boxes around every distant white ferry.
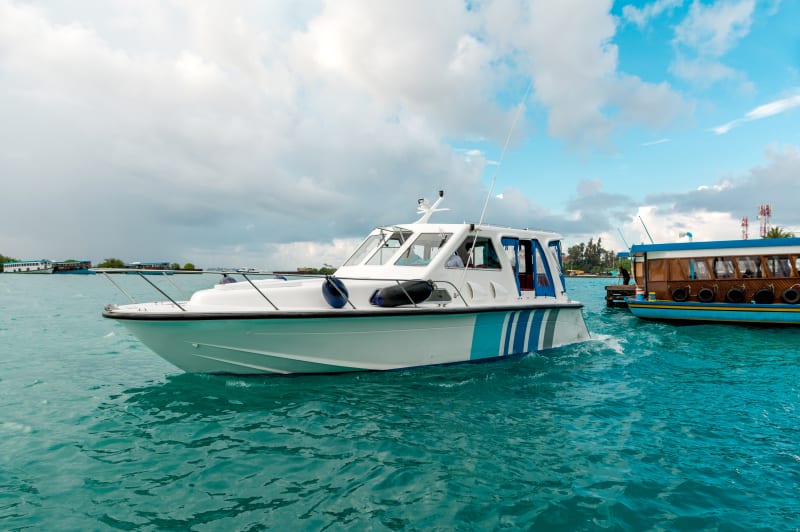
[2,260,54,273]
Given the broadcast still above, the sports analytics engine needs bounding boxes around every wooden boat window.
[766,255,792,278]
[394,233,452,267]
[736,256,762,278]
[712,257,735,279]
[670,259,711,281]
[646,259,667,281]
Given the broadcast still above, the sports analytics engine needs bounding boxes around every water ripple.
[2,276,800,529]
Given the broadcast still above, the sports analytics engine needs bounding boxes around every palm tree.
[764,227,793,238]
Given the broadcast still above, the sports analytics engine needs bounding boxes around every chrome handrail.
[97,269,470,312]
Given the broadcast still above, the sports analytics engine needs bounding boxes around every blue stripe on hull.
[628,301,800,324]
[470,309,554,360]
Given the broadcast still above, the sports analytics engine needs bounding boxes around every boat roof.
[630,237,800,254]
[3,259,51,264]
[383,222,562,240]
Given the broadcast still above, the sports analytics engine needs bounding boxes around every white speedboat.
[101,192,590,374]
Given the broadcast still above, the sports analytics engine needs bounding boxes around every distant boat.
[52,260,94,274]
[626,238,800,324]
[2,260,53,273]
[124,262,174,275]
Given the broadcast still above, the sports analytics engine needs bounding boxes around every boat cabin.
[334,222,567,305]
[630,238,800,305]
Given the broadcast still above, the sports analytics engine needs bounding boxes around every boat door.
[548,240,565,292]
[502,238,522,295]
[532,240,556,297]
[503,237,535,294]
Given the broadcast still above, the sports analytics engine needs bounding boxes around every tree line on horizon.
[96,258,197,270]
[3,228,796,272]
[0,254,198,271]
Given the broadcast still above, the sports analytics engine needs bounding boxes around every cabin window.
[712,257,735,279]
[766,256,792,278]
[460,237,501,269]
[394,233,452,267]
[736,256,761,278]
[646,259,667,282]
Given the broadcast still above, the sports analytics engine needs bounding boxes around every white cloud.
[485,1,690,148]
[643,138,671,146]
[669,55,739,88]
[622,0,684,28]
[674,0,755,56]
[712,93,800,134]
[0,0,692,268]
[621,206,740,246]
[670,0,756,87]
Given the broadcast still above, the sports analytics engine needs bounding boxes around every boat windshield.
[366,229,413,265]
[394,233,453,267]
[343,228,415,267]
[343,235,382,267]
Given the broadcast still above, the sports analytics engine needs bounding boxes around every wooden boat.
[52,260,93,274]
[626,238,800,324]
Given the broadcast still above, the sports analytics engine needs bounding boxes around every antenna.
[476,82,533,228]
[638,216,655,244]
[758,204,771,237]
[414,190,449,223]
[741,216,749,240]
[616,228,630,250]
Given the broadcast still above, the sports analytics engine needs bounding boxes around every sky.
[1,0,799,270]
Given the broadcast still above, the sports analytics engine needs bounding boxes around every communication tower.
[758,204,771,238]
[741,216,749,240]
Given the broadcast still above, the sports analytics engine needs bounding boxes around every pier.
[605,284,636,307]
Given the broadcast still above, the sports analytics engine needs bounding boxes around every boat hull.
[113,306,589,374]
[626,299,800,325]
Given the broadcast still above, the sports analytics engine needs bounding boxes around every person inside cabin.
[220,273,236,284]
[460,241,474,267]
[446,252,464,268]
[620,266,630,285]
[396,248,426,266]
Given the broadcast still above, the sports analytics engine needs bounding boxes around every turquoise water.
[1,274,799,530]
